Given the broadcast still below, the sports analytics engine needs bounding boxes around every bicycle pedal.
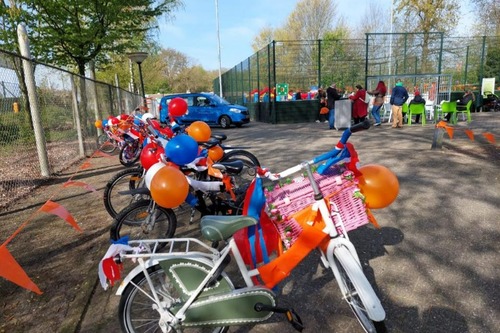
[254,303,304,332]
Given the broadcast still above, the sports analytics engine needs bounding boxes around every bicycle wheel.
[97,133,117,153]
[119,264,231,333]
[219,149,259,188]
[119,141,142,167]
[332,246,387,333]
[103,167,148,219]
[110,199,177,244]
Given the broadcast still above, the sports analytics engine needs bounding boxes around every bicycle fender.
[115,256,221,296]
[328,243,386,321]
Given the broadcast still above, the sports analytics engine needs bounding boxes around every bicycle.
[103,130,260,220]
[109,159,249,246]
[99,120,390,333]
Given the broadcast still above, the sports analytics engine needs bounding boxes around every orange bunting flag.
[464,129,475,141]
[39,200,81,232]
[93,150,113,158]
[80,162,92,169]
[0,245,42,294]
[63,181,97,193]
[444,126,454,139]
[436,121,448,128]
[482,132,496,144]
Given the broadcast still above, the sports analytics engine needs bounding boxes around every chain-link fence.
[217,34,500,112]
[0,48,142,211]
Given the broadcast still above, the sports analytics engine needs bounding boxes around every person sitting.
[408,89,426,123]
[446,90,475,121]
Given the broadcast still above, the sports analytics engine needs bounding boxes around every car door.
[191,95,215,123]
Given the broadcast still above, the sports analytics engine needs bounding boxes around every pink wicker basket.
[265,165,369,250]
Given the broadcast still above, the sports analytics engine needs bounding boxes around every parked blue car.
[159,92,250,129]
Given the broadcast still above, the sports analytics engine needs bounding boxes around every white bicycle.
[99,120,388,333]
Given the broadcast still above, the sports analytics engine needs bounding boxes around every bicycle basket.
[264,164,369,250]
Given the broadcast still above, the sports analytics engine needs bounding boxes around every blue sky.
[158,0,393,71]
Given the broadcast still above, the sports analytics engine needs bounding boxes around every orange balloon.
[358,164,399,209]
[150,166,189,208]
[208,145,224,161]
[187,121,211,142]
[94,120,102,128]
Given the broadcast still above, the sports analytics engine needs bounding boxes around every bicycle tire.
[332,246,387,333]
[103,167,147,218]
[119,142,141,167]
[119,264,231,333]
[110,199,177,244]
[219,149,260,188]
[97,133,117,153]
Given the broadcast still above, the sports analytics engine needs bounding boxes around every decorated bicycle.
[98,117,397,333]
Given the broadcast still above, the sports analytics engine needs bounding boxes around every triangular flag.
[63,181,97,193]
[464,129,475,141]
[0,245,42,294]
[39,200,81,232]
[482,132,496,144]
[445,126,454,139]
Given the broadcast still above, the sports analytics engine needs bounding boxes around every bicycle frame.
[105,119,386,331]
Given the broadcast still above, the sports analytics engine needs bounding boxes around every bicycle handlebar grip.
[349,119,371,133]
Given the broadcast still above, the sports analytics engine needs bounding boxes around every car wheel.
[219,115,231,129]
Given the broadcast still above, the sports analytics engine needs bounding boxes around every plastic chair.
[407,103,426,125]
[402,103,409,123]
[438,101,457,123]
[456,100,473,123]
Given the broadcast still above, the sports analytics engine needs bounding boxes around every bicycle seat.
[213,160,244,175]
[211,133,227,142]
[200,215,257,242]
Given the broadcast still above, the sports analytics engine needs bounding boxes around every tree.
[471,0,500,35]
[24,0,182,76]
[393,0,460,73]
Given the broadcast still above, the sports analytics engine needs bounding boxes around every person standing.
[315,88,328,123]
[349,84,368,124]
[390,79,409,128]
[367,81,387,126]
[326,83,341,129]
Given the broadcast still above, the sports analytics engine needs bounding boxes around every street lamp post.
[127,52,148,110]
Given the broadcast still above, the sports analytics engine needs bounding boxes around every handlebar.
[260,119,370,180]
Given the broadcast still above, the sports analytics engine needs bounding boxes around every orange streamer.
[0,245,42,294]
[464,129,475,141]
[80,162,92,169]
[39,200,81,232]
[63,181,97,193]
[482,132,496,144]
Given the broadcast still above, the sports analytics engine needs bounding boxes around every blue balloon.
[102,119,108,127]
[165,134,199,165]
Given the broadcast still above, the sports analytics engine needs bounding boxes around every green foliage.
[21,0,182,75]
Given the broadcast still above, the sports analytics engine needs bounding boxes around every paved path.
[1,112,499,333]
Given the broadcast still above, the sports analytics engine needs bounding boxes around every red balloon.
[140,142,165,170]
[168,97,188,117]
[358,164,399,209]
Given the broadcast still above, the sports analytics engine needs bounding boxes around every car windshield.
[209,94,230,105]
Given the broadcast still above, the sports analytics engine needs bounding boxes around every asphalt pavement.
[1,111,498,333]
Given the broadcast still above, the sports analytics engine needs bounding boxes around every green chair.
[401,103,409,123]
[456,99,473,123]
[407,103,426,125]
[438,101,457,123]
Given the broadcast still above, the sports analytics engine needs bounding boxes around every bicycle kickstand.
[254,303,304,332]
